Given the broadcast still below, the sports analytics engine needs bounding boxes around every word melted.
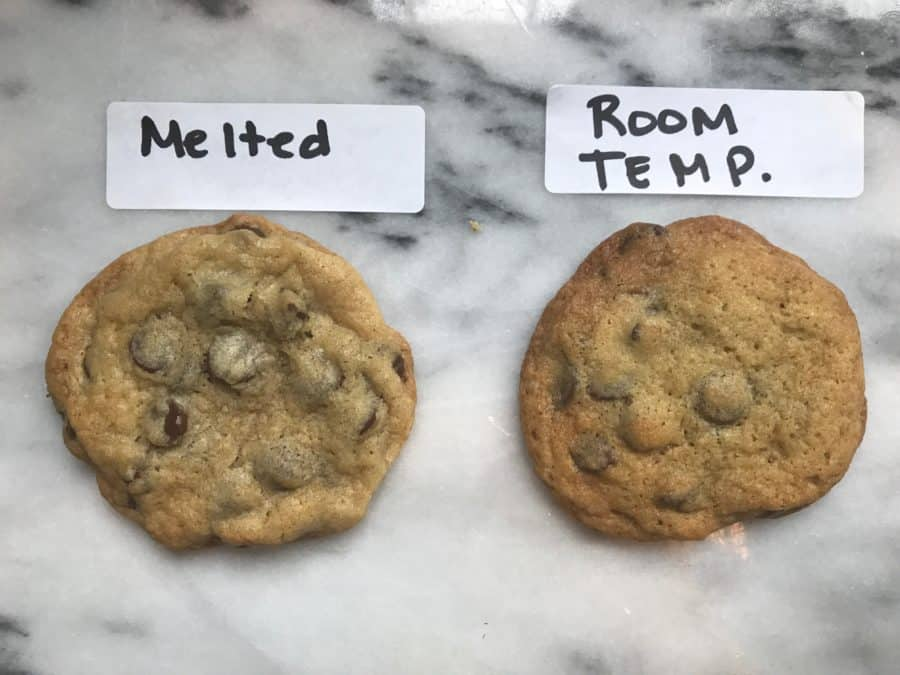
[577,94,769,189]
[140,116,331,159]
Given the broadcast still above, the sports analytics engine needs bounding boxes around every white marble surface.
[2,1,899,673]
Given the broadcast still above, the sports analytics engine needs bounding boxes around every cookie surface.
[519,216,865,540]
[47,214,416,549]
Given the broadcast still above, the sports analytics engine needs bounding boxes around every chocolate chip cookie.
[46,214,416,549]
[519,216,866,540]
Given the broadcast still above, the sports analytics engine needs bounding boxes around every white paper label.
[545,86,864,198]
[107,102,425,212]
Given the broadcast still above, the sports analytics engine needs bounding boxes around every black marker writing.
[141,116,330,160]
[578,150,626,190]
[586,95,739,139]
[238,121,266,157]
[299,120,330,158]
[267,131,295,158]
[578,94,766,191]
[726,145,755,186]
[141,116,207,158]
[658,109,687,134]
[223,122,236,158]
[669,153,710,187]
[625,155,651,188]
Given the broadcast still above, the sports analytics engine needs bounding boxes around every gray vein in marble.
[0,78,27,100]
[380,232,419,249]
[177,0,251,20]
[0,616,28,639]
[0,614,32,675]
[99,618,147,638]
[553,8,622,55]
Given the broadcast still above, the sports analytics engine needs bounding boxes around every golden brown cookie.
[46,214,416,549]
[519,216,865,540]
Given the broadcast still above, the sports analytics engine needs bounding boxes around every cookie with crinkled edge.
[519,215,865,540]
[47,214,416,549]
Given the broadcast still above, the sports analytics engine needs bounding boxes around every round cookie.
[46,214,416,549]
[519,216,866,540]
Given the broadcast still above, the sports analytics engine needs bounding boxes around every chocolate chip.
[130,316,185,375]
[652,225,665,236]
[570,434,617,473]
[253,442,324,490]
[630,323,641,342]
[292,348,342,405]
[143,397,188,447]
[360,409,377,435]
[229,224,266,237]
[696,371,753,425]
[163,400,188,441]
[207,330,269,386]
[130,334,161,372]
[655,494,687,510]
[552,361,576,409]
[654,491,701,512]
[392,354,407,381]
[587,370,631,401]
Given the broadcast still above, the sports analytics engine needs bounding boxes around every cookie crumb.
[468,219,482,233]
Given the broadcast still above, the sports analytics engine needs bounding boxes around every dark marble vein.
[867,57,900,81]
[177,0,250,20]
[482,124,541,152]
[373,59,434,101]
[432,175,533,225]
[400,34,545,107]
[619,62,655,87]
[0,616,28,638]
[554,8,622,54]
[0,79,27,100]
[380,233,418,249]
[708,6,899,88]
[0,614,31,675]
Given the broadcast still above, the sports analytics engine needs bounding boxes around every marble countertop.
[2,1,899,673]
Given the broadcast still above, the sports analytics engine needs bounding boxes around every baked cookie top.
[519,216,865,540]
[46,214,416,549]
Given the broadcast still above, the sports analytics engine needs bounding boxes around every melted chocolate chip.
[254,442,323,490]
[129,334,161,372]
[654,493,689,511]
[360,409,377,435]
[570,434,617,473]
[630,323,641,342]
[163,400,188,441]
[553,361,577,409]
[392,354,407,381]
